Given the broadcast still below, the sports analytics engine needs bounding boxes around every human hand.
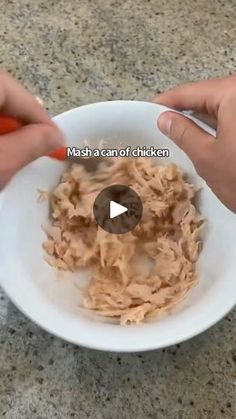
[153,76,236,212]
[0,71,64,189]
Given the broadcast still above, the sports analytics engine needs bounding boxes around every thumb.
[157,111,215,169]
[0,123,64,186]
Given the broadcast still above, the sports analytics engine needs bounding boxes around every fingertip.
[152,93,167,105]
[41,124,66,152]
[1,123,66,166]
[157,111,176,136]
[151,95,160,104]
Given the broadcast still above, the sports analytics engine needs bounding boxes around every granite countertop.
[0,0,235,418]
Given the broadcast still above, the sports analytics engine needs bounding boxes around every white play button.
[93,185,143,234]
[110,200,128,219]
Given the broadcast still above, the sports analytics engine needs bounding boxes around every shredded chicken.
[42,157,204,325]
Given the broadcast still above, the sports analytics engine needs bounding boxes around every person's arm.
[0,71,64,189]
[153,76,236,212]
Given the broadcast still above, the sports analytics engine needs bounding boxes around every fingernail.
[158,112,172,136]
[47,127,66,152]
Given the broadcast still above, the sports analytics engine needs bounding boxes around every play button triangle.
[110,201,128,219]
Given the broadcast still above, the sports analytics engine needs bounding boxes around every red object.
[0,115,66,160]
[48,147,67,160]
[0,115,22,134]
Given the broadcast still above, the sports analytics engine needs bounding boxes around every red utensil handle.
[48,147,67,160]
[0,115,22,134]
[0,115,66,160]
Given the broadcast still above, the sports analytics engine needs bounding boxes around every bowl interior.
[0,101,235,352]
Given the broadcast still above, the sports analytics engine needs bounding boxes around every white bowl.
[0,101,236,352]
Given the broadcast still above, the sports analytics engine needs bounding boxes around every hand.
[0,71,64,189]
[153,76,236,213]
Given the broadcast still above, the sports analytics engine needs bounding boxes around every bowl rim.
[4,283,235,353]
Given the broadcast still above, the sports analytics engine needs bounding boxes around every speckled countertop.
[0,0,235,418]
